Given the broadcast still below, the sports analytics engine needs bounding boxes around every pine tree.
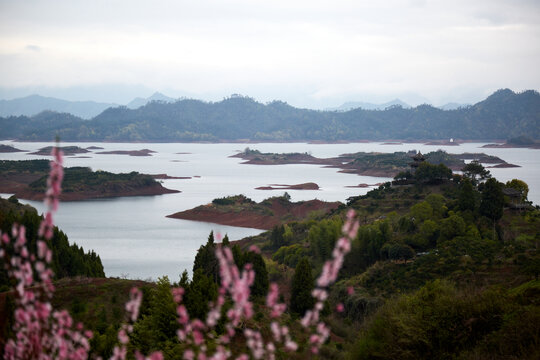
[270,225,285,249]
[184,269,218,320]
[458,178,476,212]
[150,276,178,342]
[178,270,189,288]
[243,251,269,297]
[480,178,504,222]
[290,257,314,315]
[222,234,230,246]
[193,231,219,283]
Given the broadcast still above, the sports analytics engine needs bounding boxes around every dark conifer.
[290,257,314,315]
[480,178,504,222]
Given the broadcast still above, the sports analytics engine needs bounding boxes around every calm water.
[1,140,539,280]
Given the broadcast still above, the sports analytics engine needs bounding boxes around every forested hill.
[1,89,538,142]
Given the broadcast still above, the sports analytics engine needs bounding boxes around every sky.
[0,0,539,108]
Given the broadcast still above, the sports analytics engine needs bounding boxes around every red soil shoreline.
[167,198,340,230]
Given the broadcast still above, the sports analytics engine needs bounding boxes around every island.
[0,144,26,153]
[29,146,90,156]
[482,135,540,149]
[0,159,179,201]
[96,149,156,156]
[345,183,383,188]
[149,174,192,180]
[423,140,460,146]
[255,182,319,190]
[231,148,517,177]
[167,194,340,230]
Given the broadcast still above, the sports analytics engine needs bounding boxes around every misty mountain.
[126,92,177,109]
[0,95,117,119]
[438,102,470,110]
[327,99,411,111]
[0,89,538,142]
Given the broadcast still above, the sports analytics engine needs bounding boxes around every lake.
[1,140,539,281]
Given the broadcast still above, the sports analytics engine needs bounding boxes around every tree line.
[1,89,538,141]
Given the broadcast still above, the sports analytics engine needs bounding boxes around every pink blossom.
[172,287,185,303]
[183,350,195,360]
[336,303,345,312]
[118,329,129,344]
[125,287,142,322]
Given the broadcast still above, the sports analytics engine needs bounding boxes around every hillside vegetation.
[1,89,539,141]
[1,161,539,359]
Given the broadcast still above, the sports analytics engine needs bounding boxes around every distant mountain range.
[0,95,117,119]
[327,100,470,111]
[326,99,412,111]
[126,92,177,109]
[0,89,538,142]
[438,102,470,110]
[0,92,177,119]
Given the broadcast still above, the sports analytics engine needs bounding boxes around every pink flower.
[125,287,142,322]
[336,303,345,312]
[183,349,195,360]
[118,329,129,345]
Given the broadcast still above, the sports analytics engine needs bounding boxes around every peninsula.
[0,159,179,201]
[167,194,340,230]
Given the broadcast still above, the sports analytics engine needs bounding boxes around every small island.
[482,135,540,149]
[29,146,90,156]
[0,144,26,153]
[255,182,319,190]
[232,148,516,178]
[149,174,192,180]
[345,183,383,188]
[0,160,179,201]
[424,140,460,146]
[96,149,156,156]
[167,194,340,230]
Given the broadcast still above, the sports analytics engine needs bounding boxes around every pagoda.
[409,152,425,173]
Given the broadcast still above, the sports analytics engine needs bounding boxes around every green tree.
[388,243,415,261]
[150,276,178,342]
[462,160,491,185]
[410,201,433,223]
[505,179,529,202]
[415,162,452,184]
[242,251,269,297]
[222,234,230,246]
[520,254,540,280]
[290,257,314,315]
[480,178,504,223]
[270,225,285,249]
[439,214,467,242]
[193,231,219,283]
[184,269,218,320]
[458,178,476,211]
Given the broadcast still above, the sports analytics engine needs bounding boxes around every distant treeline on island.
[0,89,538,142]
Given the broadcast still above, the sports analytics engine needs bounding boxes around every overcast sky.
[0,0,539,108]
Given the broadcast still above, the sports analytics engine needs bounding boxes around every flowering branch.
[1,144,93,360]
[1,142,360,360]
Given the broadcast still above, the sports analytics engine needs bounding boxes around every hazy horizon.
[1,0,539,109]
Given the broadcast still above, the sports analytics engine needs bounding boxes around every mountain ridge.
[0,89,538,142]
